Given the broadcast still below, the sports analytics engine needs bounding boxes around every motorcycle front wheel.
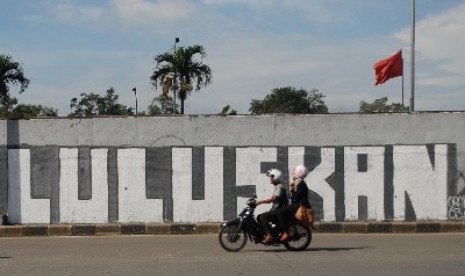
[284,223,312,251]
[218,225,247,252]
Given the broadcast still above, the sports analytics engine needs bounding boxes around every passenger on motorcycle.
[276,165,311,243]
[256,168,288,244]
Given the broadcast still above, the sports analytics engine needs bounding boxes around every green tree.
[249,87,328,114]
[8,104,57,119]
[359,97,403,113]
[219,105,237,115]
[147,95,178,115]
[0,54,30,109]
[0,97,18,118]
[0,98,57,119]
[308,89,329,113]
[69,88,134,117]
[150,45,212,114]
[147,101,162,115]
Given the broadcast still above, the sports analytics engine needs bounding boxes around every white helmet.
[266,168,282,182]
[293,165,309,179]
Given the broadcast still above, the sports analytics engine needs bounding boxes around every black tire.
[284,223,312,251]
[218,225,247,252]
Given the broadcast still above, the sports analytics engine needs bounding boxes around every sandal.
[262,234,273,245]
[279,232,290,243]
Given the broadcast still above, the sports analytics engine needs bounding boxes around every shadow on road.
[252,246,369,253]
[306,246,369,252]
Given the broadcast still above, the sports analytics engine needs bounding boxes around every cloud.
[111,0,197,25]
[393,3,465,87]
[46,0,104,24]
[199,0,355,24]
[41,0,197,31]
[201,0,273,7]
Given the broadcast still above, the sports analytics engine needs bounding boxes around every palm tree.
[0,54,30,109]
[150,45,212,114]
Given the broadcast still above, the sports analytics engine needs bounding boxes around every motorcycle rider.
[276,165,311,242]
[256,168,288,244]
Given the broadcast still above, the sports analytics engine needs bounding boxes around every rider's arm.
[257,195,278,205]
[289,180,296,192]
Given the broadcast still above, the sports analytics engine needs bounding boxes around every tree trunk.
[179,90,187,114]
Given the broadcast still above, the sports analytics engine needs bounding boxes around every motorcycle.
[218,195,312,252]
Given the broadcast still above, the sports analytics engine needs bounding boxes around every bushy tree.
[69,87,134,117]
[249,87,328,114]
[0,97,57,119]
[9,104,57,119]
[359,97,403,113]
[219,105,237,115]
[147,95,178,115]
[307,89,329,113]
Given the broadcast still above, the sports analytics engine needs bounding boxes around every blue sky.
[1,0,465,115]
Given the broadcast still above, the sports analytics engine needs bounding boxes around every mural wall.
[3,144,457,223]
[1,113,464,224]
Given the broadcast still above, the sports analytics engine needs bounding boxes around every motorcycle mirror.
[252,193,257,199]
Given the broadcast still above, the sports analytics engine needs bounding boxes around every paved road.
[1,233,464,276]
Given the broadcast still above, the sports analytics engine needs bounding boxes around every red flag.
[374,50,403,85]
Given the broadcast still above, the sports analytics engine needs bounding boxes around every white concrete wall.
[172,147,223,222]
[1,113,464,223]
[344,147,385,221]
[8,149,50,223]
[118,148,164,222]
[393,145,448,220]
[59,148,108,223]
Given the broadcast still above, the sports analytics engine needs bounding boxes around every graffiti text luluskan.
[6,144,457,224]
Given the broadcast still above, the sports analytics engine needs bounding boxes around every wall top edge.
[0,143,455,149]
[1,111,465,121]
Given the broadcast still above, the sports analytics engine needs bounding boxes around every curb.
[0,222,464,237]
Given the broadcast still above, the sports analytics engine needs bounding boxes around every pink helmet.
[293,165,309,179]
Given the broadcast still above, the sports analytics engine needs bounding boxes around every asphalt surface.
[1,233,465,276]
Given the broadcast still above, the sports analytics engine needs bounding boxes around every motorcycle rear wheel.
[284,223,312,251]
[218,225,247,252]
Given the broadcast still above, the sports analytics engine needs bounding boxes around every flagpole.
[402,64,404,108]
[401,48,404,108]
[410,0,415,112]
